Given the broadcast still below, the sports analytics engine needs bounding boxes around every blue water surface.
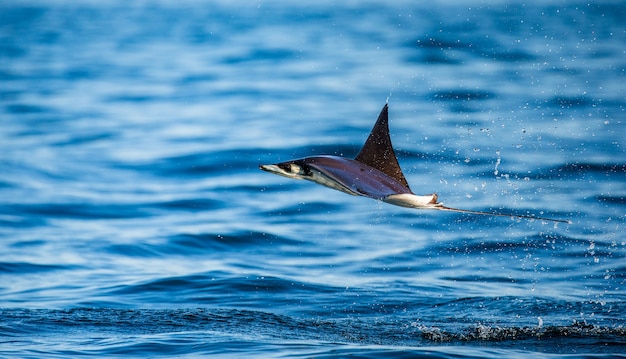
[1,0,625,357]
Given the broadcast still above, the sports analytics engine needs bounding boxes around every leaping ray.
[260,104,570,224]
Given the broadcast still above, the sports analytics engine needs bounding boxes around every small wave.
[263,201,345,217]
[4,103,50,114]
[222,48,298,65]
[0,261,74,274]
[168,231,297,252]
[548,96,595,109]
[102,273,337,309]
[0,213,45,228]
[154,198,225,211]
[10,202,151,220]
[144,148,277,177]
[105,231,300,258]
[597,195,626,205]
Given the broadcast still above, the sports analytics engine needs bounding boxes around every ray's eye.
[278,163,293,172]
[278,163,302,174]
[276,162,307,176]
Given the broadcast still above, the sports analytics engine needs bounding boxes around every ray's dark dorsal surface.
[260,104,570,224]
[354,104,410,190]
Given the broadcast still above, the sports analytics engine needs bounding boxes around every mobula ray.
[260,104,569,224]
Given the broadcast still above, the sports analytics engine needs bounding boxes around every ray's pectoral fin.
[354,104,411,192]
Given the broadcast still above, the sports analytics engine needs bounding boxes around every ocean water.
[1,0,625,357]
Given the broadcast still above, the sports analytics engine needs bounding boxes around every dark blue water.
[1,1,625,357]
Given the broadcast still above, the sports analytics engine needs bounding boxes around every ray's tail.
[433,204,571,224]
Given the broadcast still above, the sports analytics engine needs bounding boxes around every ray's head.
[259,160,311,179]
